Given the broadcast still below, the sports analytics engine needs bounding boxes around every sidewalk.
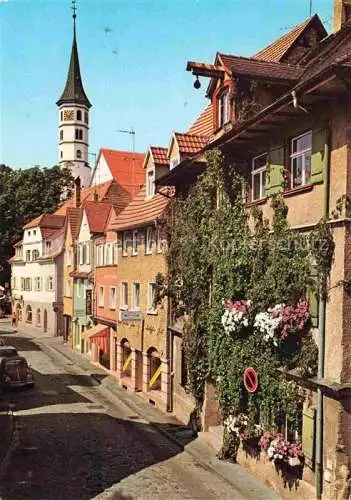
[1,321,281,499]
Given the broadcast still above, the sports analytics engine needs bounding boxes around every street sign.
[120,310,142,321]
[243,367,258,393]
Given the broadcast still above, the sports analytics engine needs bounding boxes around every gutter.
[315,122,331,500]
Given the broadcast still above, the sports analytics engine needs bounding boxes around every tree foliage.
[0,164,74,284]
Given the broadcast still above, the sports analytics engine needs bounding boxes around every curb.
[0,402,14,474]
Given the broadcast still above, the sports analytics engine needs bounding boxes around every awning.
[81,324,108,340]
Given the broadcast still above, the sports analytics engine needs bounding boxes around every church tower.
[56,1,92,188]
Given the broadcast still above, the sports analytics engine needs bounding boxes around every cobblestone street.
[0,323,279,500]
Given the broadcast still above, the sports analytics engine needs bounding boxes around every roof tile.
[187,104,214,137]
[100,149,145,196]
[175,133,209,154]
[83,201,112,233]
[150,146,169,165]
[109,187,170,231]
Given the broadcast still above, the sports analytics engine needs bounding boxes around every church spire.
[56,0,91,108]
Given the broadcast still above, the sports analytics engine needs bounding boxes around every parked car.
[0,346,18,358]
[0,347,34,389]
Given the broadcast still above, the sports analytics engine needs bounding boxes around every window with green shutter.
[302,405,316,469]
[267,145,284,195]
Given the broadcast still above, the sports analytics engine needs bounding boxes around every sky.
[0,0,334,170]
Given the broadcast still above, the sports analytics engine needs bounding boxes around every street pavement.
[0,320,281,500]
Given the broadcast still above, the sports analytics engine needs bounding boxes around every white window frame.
[120,282,128,310]
[46,241,52,252]
[86,242,90,265]
[109,287,116,309]
[218,90,229,128]
[98,286,104,308]
[26,250,31,262]
[122,232,129,257]
[290,131,312,189]
[132,230,138,256]
[132,282,140,311]
[146,227,154,255]
[77,279,82,298]
[67,250,73,266]
[156,228,163,253]
[106,243,111,265]
[47,276,54,292]
[147,282,157,314]
[112,243,117,265]
[147,169,155,196]
[20,278,25,291]
[251,153,267,202]
[34,277,42,291]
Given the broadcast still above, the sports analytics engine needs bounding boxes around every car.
[0,346,19,358]
[0,347,34,389]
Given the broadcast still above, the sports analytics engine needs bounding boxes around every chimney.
[74,176,81,208]
[334,0,351,31]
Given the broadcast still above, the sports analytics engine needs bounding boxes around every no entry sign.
[243,367,258,393]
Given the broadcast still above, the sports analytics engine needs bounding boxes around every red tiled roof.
[187,104,214,137]
[174,133,209,154]
[100,149,145,196]
[253,15,327,62]
[66,207,82,241]
[223,55,303,81]
[23,214,65,230]
[150,146,168,165]
[54,181,114,216]
[109,186,170,231]
[84,201,112,233]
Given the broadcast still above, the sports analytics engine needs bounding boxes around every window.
[32,249,39,260]
[28,231,31,236]
[20,278,25,291]
[146,227,154,254]
[109,287,116,309]
[60,111,63,121]
[120,282,128,309]
[33,230,36,236]
[47,276,54,291]
[60,130,63,141]
[75,128,83,140]
[98,286,104,307]
[46,241,51,252]
[147,170,155,196]
[132,230,138,256]
[290,131,312,189]
[170,157,179,170]
[85,111,88,124]
[65,279,72,297]
[132,283,140,310]
[105,244,111,265]
[218,90,229,128]
[26,250,31,262]
[148,283,157,313]
[24,278,32,291]
[79,244,84,265]
[86,242,90,265]
[77,150,82,159]
[67,250,73,266]
[60,151,63,159]
[251,153,267,201]
[122,232,129,256]
[34,277,42,291]
[77,110,82,121]
[112,243,117,265]
[11,277,16,290]
[156,228,163,253]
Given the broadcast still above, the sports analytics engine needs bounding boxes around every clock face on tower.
[63,110,74,121]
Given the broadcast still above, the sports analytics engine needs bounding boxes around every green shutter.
[267,146,284,195]
[311,128,327,185]
[302,406,316,468]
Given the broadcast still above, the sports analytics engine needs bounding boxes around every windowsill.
[284,183,313,198]
[147,310,158,316]
[145,250,153,256]
[246,197,268,207]
[120,306,128,311]
[98,305,104,309]
[131,308,140,312]
[109,308,116,311]
[131,253,138,257]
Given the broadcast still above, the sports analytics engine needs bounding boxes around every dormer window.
[147,170,155,197]
[170,157,179,170]
[218,90,229,128]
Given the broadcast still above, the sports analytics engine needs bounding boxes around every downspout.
[315,123,331,500]
[155,187,174,412]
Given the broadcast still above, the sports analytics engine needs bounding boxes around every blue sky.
[1,0,334,169]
